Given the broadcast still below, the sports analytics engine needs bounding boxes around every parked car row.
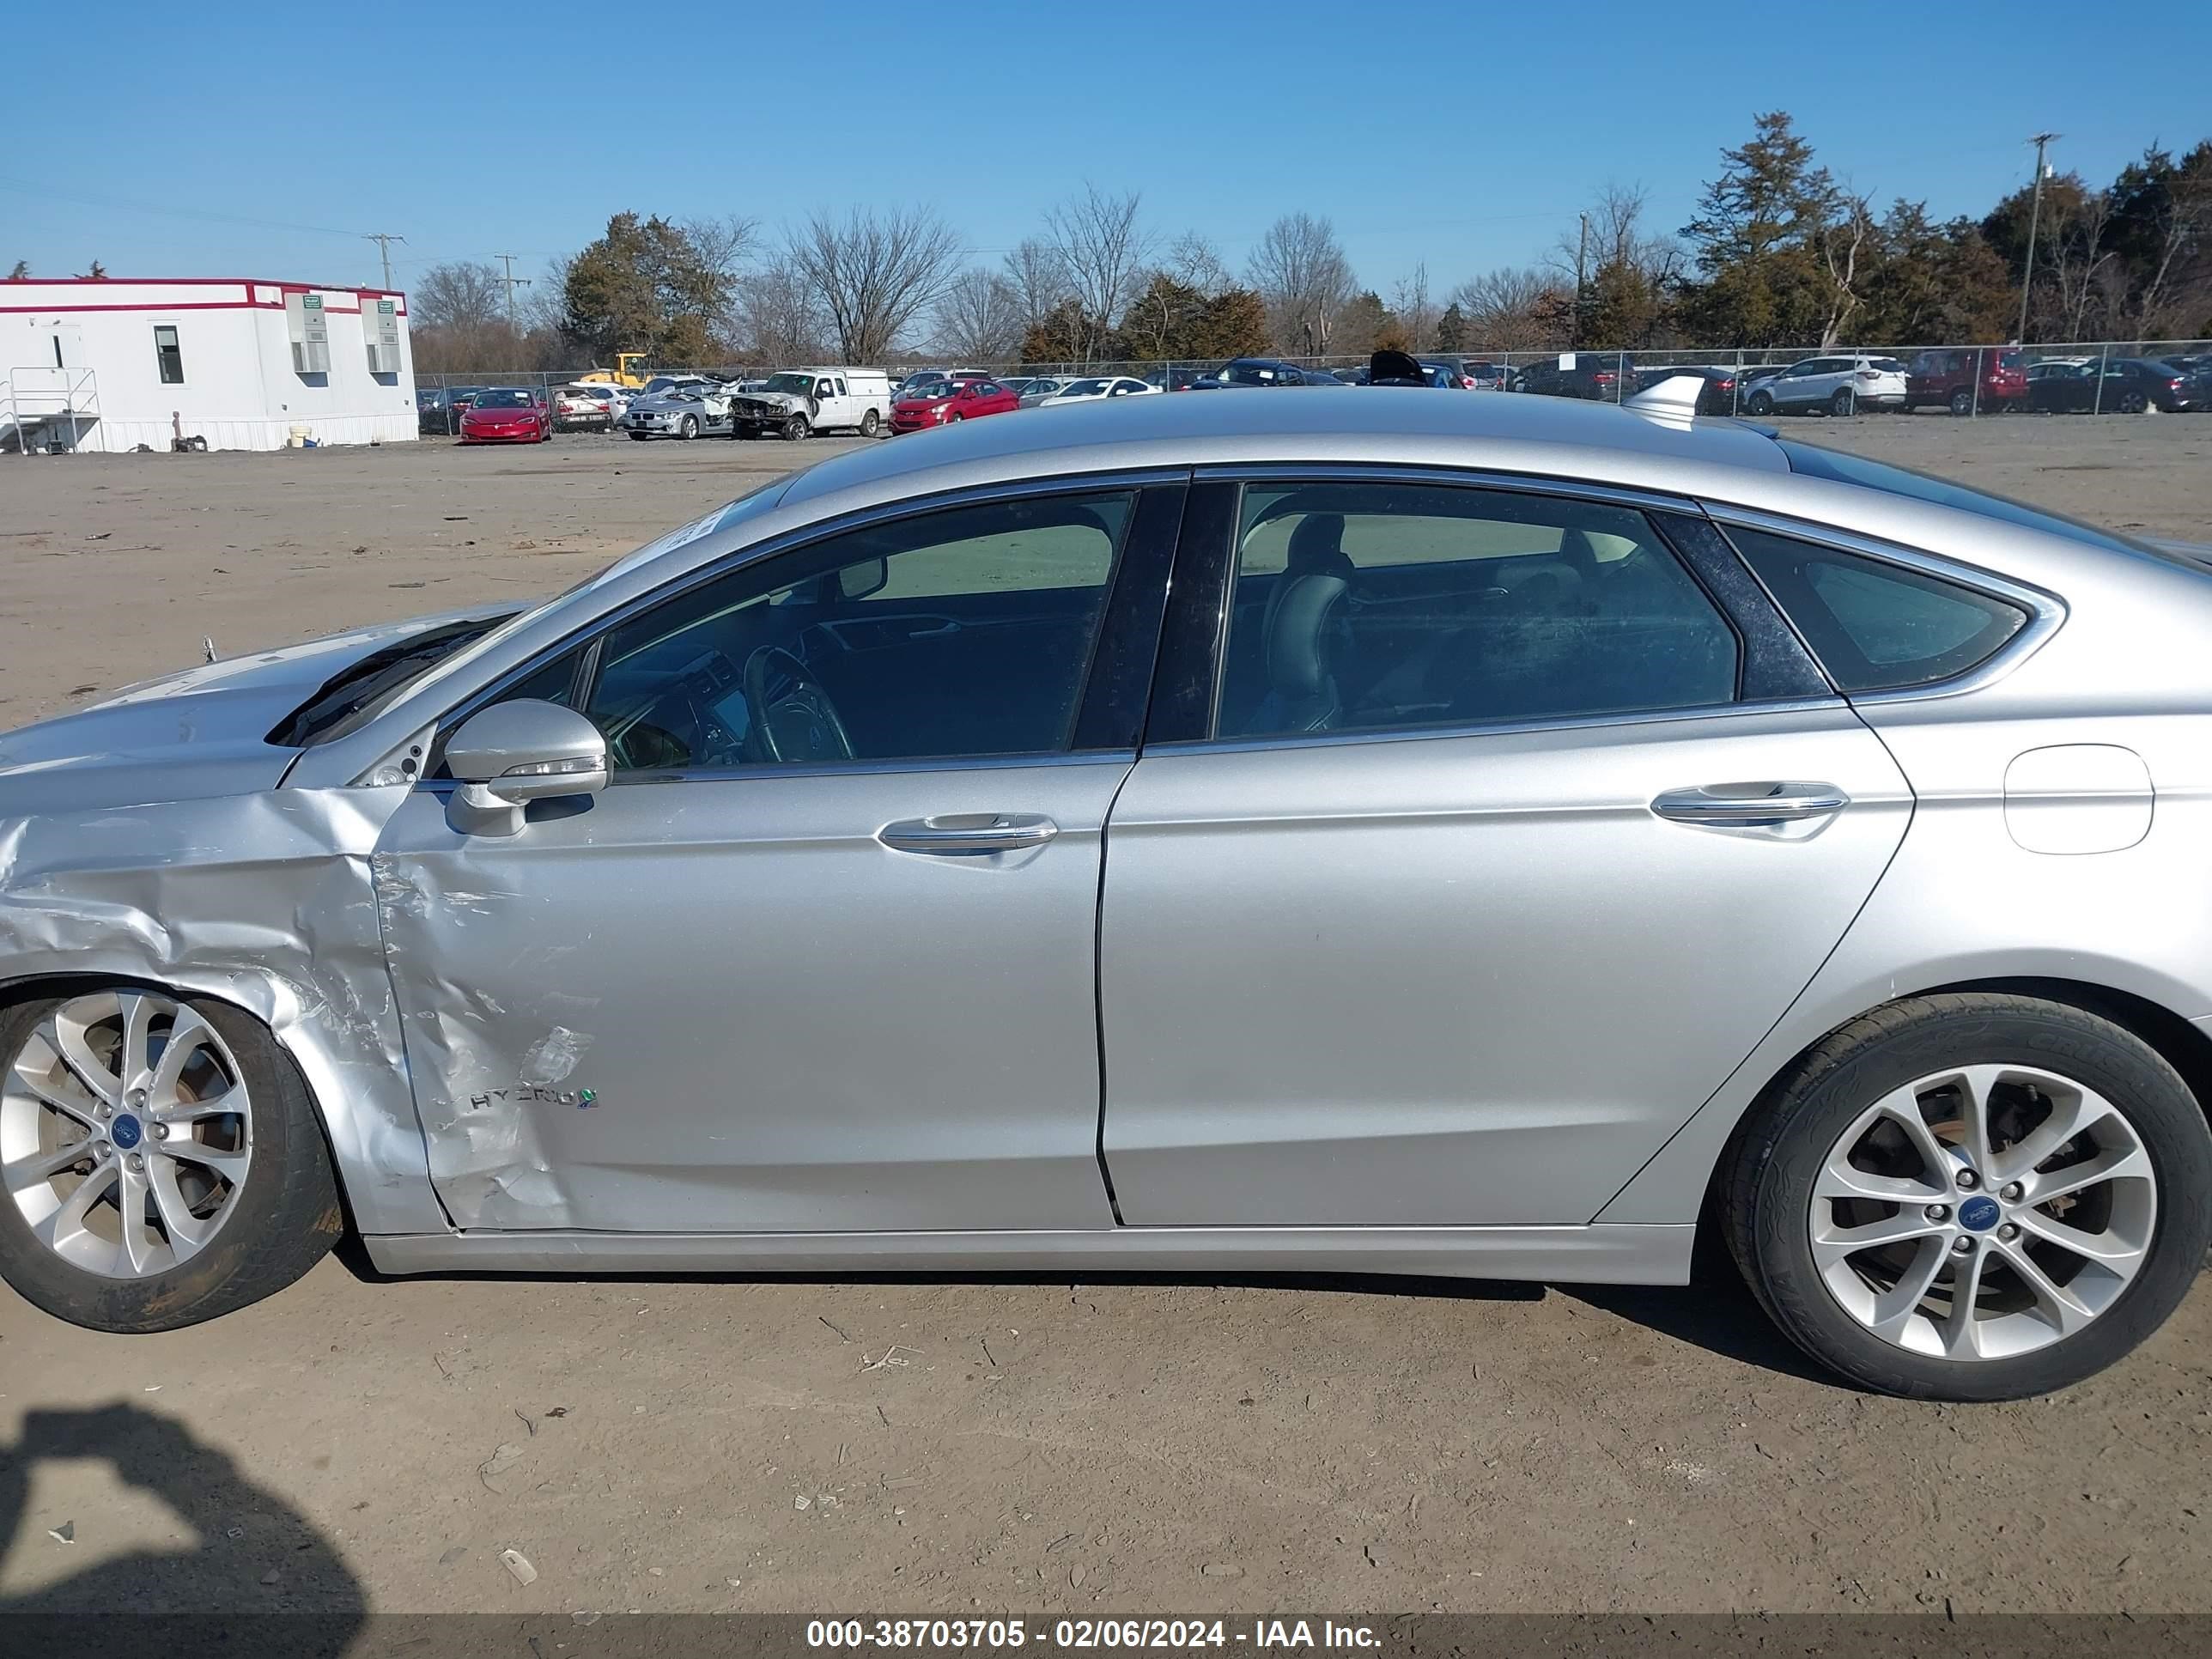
[418,345,2208,446]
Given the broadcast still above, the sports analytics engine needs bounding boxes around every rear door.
[1097,476,1911,1226]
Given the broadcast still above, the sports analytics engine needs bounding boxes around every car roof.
[778,384,1790,511]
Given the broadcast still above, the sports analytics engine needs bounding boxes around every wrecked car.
[3,388,2211,1404]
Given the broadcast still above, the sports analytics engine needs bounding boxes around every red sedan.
[458,387,553,444]
[890,377,1019,434]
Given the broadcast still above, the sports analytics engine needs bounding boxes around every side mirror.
[445,699,609,837]
[838,557,889,601]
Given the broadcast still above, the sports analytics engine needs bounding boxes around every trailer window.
[154,325,184,385]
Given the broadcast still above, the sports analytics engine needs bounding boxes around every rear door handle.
[878,812,1060,855]
[1651,782,1850,826]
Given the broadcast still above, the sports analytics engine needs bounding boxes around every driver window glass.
[581,491,1134,772]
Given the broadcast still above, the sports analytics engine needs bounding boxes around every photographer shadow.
[0,1401,365,1656]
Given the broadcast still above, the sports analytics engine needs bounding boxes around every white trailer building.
[0,276,417,453]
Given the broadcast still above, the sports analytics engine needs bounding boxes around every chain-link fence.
[410,338,2212,434]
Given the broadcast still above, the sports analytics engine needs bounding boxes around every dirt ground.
[2,412,2210,1621]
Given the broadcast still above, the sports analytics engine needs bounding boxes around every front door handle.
[878,812,1060,855]
[1651,781,1850,826]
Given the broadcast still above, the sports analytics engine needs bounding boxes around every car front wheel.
[1745,390,1774,416]
[0,988,343,1333]
[1724,992,2212,1400]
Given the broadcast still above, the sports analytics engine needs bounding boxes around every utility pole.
[494,252,532,333]
[362,232,406,290]
[1574,212,1590,349]
[2017,132,2058,344]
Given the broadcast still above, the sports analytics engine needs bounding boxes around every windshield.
[1059,380,1107,397]
[471,390,535,409]
[1777,441,2155,556]
[763,373,816,394]
[900,380,951,402]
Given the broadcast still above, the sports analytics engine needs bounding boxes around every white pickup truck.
[729,368,892,441]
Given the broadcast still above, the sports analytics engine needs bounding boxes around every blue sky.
[8,1,2208,301]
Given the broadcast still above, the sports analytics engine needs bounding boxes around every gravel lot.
[1,412,2209,1620]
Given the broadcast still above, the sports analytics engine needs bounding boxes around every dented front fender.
[0,785,450,1234]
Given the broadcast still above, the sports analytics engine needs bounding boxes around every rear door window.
[1214,483,1740,739]
[1725,526,2029,693]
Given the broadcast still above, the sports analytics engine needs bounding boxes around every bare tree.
[413,260,506,331]
[1451,266,1572,349]
[2048,191,2120,340]
[1390,262,1437,353]
[1042,184,1153,362]
[787,206,963,362]
[522,254,574,336]
[1248,213,1356,356]
[933,268,1025,362]
[683,213,761,338]
[1002,237,1073,333]
[2130,166,2212,337]
[1551,183,1686,294]
[1816,193,1874,349]
[737,256,830,365]
[1164,230,1234,298]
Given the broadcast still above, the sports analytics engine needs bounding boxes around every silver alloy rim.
[1809,1064,2155,1361]
[1,991,253,1278]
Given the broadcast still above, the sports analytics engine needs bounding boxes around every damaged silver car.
[5,385,2211,1401]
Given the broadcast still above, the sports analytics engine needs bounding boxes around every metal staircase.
[1,365,101,453]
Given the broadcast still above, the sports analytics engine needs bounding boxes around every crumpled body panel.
[0,786,448,1235]
[366,832,590,1231]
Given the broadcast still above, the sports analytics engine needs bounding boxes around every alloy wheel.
[1808,1064,2154,1361]
[1,991,254,1279]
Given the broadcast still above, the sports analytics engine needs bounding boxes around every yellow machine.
[575,352,649,389]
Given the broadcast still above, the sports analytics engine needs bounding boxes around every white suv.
[1742,354,1908,416]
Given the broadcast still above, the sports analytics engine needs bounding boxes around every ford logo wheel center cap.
[1958,1194,2002,1231]
[110,1114,143,1150]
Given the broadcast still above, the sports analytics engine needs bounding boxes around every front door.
[1098,478,1911,1226]
[373,484,1175,1233]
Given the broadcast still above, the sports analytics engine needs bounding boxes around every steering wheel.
[741,646,855,765]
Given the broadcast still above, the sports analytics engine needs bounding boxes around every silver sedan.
[3,389,2209,1401]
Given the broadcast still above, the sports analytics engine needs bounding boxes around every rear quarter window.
[1724,526,2028,693]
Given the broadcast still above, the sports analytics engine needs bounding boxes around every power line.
[0,176,364,240]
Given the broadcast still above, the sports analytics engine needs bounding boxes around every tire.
[1723,993,2212,1401]
[1745,390,1774,416]
[860,409,880,437]
[2115,389,2148,414]
[784,414,810,441]
[679,415,700,441]
[1830,387,1855,417]
[1949,388,1973,416]
[0,989,343,1334]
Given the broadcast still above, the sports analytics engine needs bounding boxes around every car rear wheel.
[784,414,810,441]
[1948,388,1973,416]
[1723,993,2212,1400]
[1745,390,1774,416]
[860,409,880,437]
[0,988,343,1333]
[1829,387,1855,417]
